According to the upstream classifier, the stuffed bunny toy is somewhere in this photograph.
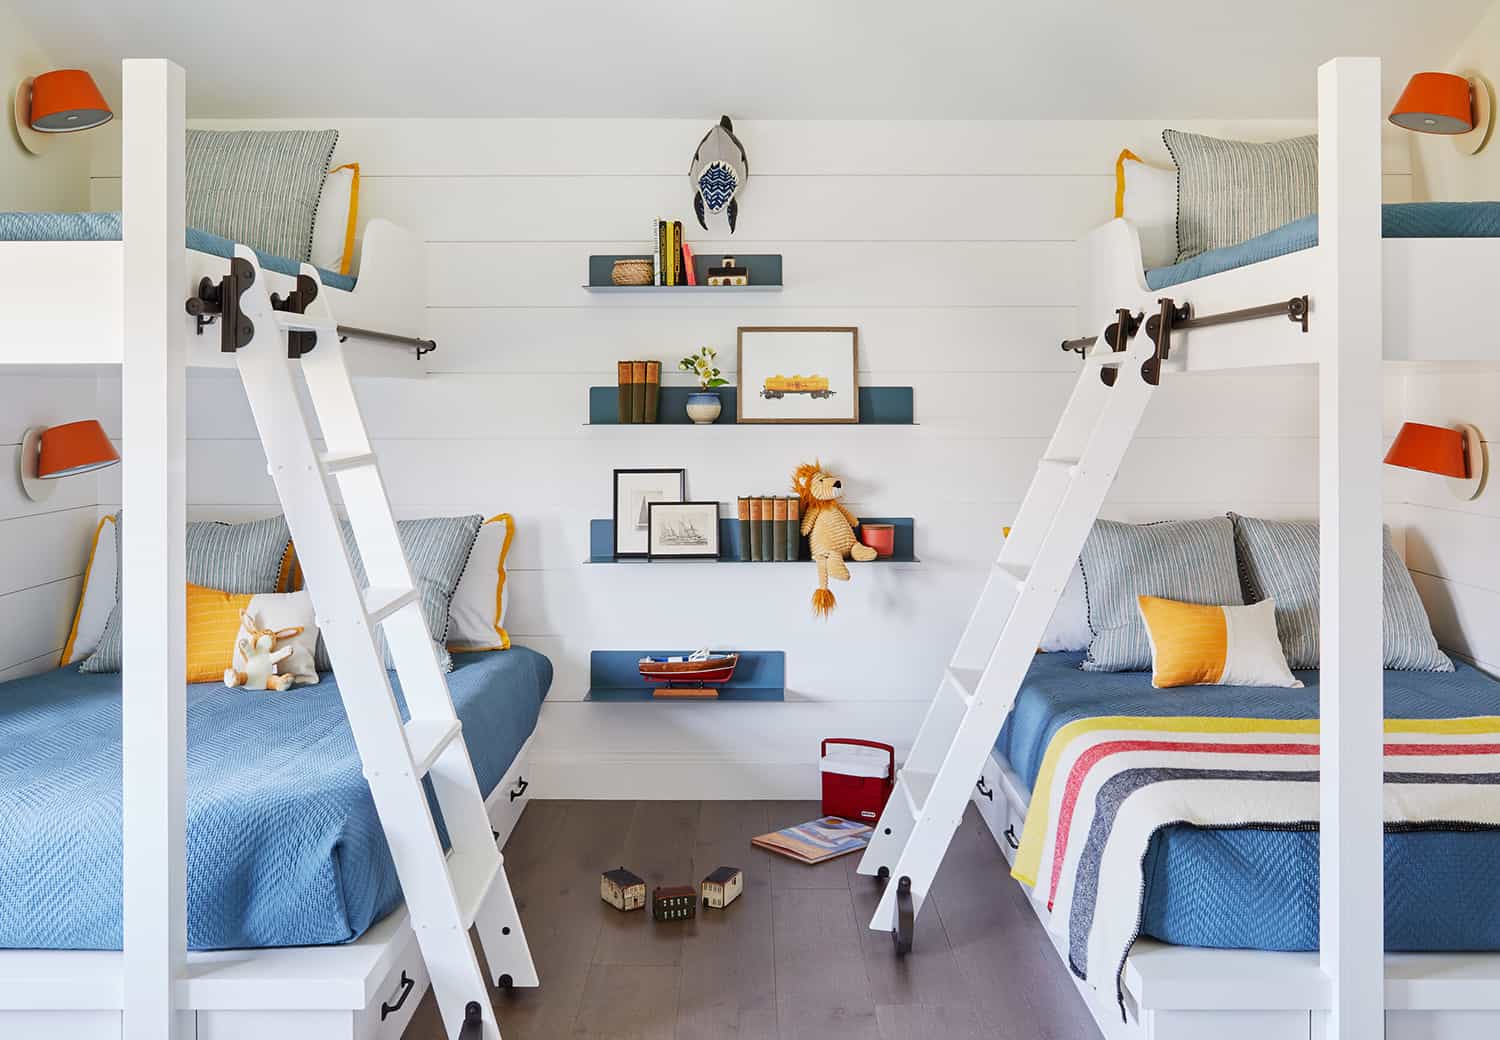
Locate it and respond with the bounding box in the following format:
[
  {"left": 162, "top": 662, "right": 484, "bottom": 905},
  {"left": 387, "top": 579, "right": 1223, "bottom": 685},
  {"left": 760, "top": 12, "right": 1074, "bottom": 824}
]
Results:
[
  {"left": 224, "top": 610, "right": 302, "bottom": 692},
  {"left": 793, "top": 460, "right": 877, "bottom": 617}
]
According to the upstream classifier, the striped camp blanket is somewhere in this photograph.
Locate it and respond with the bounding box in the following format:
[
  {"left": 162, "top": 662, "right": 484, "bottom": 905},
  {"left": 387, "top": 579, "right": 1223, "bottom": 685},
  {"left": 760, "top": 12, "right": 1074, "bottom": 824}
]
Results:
[{"left": 1011, "top": 714, "right": 1500, "bottom": 1014}]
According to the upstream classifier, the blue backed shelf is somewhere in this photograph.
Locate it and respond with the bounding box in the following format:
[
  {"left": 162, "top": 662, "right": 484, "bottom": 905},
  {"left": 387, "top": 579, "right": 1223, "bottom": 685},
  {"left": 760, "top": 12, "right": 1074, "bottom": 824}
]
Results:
[
  {"left": 588, "top": 385, "right": 914, "bottom": 425},
  {"left": 584, "top": 253, "right": 783, "bottom": 292},
  {"left": 587, "top": 649, "right": 786, "bottom": 702},
  {"left": 587, "top": 516, "right": 916, "bottom": 563}
]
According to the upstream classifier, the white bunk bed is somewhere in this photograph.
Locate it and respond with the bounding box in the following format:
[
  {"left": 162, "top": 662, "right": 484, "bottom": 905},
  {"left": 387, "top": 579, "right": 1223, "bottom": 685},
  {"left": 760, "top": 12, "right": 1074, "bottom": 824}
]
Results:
[
  {"left": 0, "top": 61, "right": 532, "bottom": 1040},
  {"left": 957, "top": 58, "right": 1500, "bottom": 1040}
]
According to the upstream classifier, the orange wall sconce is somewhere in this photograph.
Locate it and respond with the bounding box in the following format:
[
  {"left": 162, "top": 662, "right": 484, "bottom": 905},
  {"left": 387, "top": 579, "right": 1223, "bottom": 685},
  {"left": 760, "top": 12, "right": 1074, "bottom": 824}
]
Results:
[
  {"left": 19, "top": 420, "right": 120, "bottom": 502},
  {"left": 1384, "top": 421, "right": 1488, "bottom": 501},
  {"left": 1389, "top": 70, "right": 1495, "bottom": 155}
]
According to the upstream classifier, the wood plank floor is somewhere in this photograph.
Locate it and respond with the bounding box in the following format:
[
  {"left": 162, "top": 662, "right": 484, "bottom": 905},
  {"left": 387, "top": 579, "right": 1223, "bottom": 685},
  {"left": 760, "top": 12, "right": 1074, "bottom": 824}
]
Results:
[{"left": 403, "top": 801, "right": 1102, "bottom": 1040}]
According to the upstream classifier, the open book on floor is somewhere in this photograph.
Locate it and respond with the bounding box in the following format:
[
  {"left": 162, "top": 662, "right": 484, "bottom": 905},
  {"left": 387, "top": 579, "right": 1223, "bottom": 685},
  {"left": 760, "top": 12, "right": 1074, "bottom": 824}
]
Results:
[{"left": 751, "top": 816, "right": 873, "bottom": 864}]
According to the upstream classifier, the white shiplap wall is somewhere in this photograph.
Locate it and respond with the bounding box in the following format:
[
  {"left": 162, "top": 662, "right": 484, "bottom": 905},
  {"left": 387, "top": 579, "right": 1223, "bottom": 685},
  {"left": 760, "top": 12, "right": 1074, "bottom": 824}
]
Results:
[
  {"left": 93, "top": 118, "right": 1410, "bottom": 796},
  {"left": 0, "top": 0, "right": 97, "bottom": 680}
]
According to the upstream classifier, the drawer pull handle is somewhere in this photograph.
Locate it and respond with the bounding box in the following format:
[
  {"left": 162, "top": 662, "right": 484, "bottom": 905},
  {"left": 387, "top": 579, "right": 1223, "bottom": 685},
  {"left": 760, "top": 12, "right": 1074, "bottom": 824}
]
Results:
[
  {"left": 509, "top": 777, "right": 529, "bottom": 802},
  {"left": 1004, "top": 824, "right": 1020, "bottom": 850},
  {"left": 380, "top": 970, "right": 415, "bottom": 1020},
  {"left": 975, "top": 777, "right": 994, "bottom": 800}
]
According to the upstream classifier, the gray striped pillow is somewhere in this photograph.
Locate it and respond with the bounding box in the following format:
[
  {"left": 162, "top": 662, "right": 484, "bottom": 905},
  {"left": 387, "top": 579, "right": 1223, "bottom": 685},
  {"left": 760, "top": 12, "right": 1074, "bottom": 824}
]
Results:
[
  {"left": 79, "top": 515, "right": 293, "bottom": 674},
  {"left": 1163, "top": 130, "right": 1318, "bottom": 262},
  {"left": 187, "top": 129, "right": 338, "bottom": 262},
  {"left": 1230, "top": 514, "right": 1453, "bottom": 672},
  {"left": 1079, "top": 517, "right": 1243, "bottom": 672},
  {"left": 312, "top": 515, "right": 483, "bottom": 674}
]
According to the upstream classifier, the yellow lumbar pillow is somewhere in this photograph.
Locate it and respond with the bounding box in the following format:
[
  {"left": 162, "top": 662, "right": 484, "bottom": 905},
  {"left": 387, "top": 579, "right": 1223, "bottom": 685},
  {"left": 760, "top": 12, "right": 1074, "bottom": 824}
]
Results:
[
  {"left": 1137, "top": 595, "right": 1302, "bottom": 689},
  {"left": 186, "top": 583, "right": 255, "bottom": 683}
]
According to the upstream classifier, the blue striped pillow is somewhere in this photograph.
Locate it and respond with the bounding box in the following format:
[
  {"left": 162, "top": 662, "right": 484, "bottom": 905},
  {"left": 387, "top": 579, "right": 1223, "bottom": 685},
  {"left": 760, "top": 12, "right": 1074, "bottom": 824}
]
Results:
[
  {"left": 1079, "top": 517, "right": 1244, "bottom": 672},
  {"left": 186, "top": 129, "right": 338, "bottom": 262},
  {"left": 311, "top": 515, "right": 483, "bottom": 674},
  {"left": 79, "top": 515, "right": 293, "bottom": 674},
  {"left": 1230, "top": 514, "right": 1453, "bottom": 672}
]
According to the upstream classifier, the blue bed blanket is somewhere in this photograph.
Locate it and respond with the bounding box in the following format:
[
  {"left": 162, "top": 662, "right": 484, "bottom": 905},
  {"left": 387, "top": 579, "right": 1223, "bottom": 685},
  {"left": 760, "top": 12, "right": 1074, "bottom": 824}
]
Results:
[
  {"left": 1146, "top": 201, "right": 1500, "bottom": 290},
  {"left": 0, "top": 648, "right": 550, "bottom": 951},
  {"left": 0, "top": 211, "right": 356, "bottom": 291},
  {"left": 996, "top": 652, "right": 1500, "bottom": 952}
]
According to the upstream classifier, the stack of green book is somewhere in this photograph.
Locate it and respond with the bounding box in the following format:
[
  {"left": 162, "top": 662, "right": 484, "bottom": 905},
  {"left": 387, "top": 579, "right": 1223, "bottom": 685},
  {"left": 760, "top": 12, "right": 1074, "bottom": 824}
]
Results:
[
  {"left": 615, "top": 360, "right": 660, "bottom": 423},
  {"left": 737, "top": 496, "right": 800, "bottom": 561}
]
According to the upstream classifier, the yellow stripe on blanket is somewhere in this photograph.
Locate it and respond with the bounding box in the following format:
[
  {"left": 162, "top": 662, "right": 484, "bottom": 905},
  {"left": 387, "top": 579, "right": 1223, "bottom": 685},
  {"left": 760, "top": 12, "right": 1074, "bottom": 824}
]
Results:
[{"left": 1009, "top": 712, "right": 1500, "bottom": 887}]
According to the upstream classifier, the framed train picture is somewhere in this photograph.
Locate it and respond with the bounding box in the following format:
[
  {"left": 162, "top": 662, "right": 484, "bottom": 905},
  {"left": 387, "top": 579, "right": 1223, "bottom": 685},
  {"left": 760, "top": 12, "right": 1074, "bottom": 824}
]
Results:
[{"left": 736, "top": 326, "right": 858, "bottom": 424}]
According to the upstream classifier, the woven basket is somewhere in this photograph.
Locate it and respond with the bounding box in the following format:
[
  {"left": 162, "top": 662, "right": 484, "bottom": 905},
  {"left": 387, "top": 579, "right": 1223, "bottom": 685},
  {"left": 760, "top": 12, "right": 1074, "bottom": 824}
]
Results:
[{"left": 611, "top": 259, "right": 654, "bottom": 286}]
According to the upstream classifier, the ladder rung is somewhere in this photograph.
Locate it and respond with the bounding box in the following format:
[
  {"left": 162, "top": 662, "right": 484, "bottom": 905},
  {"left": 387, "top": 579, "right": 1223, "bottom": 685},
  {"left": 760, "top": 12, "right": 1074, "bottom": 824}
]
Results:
[
  {"left": 1038, "top": 457, "right": 1080, "bottom": 472},
  {"left": 944, "top": 666, "right": 981, "bottom": 707},
  {"left": 365, "top": 586, "right": 418, "bottom": 624},
  {"left": 451, "top": 845, "right": 503, "bottom": 927},
  {"left": 993, "top": 562, "right": 1029, "bottom": 590},
  {"left": 274, "top": 313, "right": 338, "bottom": 335},
  {"left": 1085, "top": 351, "right": 1129, "bottom": 368},
  {"left": 901, "top": 768, "right": 938, "bottom": 817},
  {"left": 406, "top": 718, "right": 462, "bottom": 777},
  {"left": 322, "top": 450, "right": 377, "bottom": 474}
]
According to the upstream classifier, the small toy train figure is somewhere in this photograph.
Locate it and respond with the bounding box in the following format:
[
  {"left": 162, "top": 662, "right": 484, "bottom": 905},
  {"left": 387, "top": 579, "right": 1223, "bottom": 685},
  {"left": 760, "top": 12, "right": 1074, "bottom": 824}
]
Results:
[
  {"left": 600, "top": 867, "right": 647, "bottom": 912},
  {"left": 701, "top": 866, "right": 743, "bottom": 910},
  {"left": 652, "top": 884, "right": 697, "bottom": 921}
]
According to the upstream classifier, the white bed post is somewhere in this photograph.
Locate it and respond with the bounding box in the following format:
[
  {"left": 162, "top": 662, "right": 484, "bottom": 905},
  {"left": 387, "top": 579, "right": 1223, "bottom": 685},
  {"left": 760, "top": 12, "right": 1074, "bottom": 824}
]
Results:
[
  {"left": 1315, "top": 56, "right": 1385, "bottom": 1040},
  {"left": 120, "top": 58, "right": 189, "bottom": 1040}
]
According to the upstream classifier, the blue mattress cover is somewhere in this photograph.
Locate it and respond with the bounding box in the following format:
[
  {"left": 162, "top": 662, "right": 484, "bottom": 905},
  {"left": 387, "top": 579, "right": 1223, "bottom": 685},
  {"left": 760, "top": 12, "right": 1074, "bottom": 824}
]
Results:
[
  {"left": 1146, "top": 200, "right": 1500, "bottom": 290},
  {"left": 995, "top": 652, "right": 1500, "bottom": 952},
  {"left": 0, "top": 211, "right": 357, "bottom": 291},
  {"left": 0, "top": 647, "right": 551, "bottom": 951}
]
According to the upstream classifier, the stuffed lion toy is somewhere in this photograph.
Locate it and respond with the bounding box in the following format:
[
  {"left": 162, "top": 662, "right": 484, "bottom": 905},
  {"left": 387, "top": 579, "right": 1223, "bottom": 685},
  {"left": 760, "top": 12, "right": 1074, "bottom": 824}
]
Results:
[{"left": 793, "top": 460, "right": 876, "bottom": 616}]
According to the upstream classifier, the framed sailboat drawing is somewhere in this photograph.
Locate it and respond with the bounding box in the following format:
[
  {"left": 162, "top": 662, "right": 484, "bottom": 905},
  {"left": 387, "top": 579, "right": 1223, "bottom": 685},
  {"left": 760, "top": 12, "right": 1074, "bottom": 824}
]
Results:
[{"left": 647, "top": 501, "right": 721, "bottom": 560}]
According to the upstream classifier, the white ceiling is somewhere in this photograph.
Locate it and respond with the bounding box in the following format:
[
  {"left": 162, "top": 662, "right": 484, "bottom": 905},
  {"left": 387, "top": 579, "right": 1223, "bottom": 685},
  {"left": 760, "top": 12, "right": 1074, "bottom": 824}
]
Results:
[{"left": 11, "top": 0, "right": 1492, "bottom": 120}]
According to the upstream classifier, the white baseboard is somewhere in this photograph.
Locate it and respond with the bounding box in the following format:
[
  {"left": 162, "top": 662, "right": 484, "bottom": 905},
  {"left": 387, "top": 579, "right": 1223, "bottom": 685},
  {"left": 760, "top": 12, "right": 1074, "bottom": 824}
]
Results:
[{"left": 530, "top": 753, "right": 822, "bottom": 799}]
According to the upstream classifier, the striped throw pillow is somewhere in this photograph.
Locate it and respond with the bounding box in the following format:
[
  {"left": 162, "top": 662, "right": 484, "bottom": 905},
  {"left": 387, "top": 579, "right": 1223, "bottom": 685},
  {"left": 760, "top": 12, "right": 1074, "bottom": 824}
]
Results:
[
  {"left": 187, "top": 129, "right": 339, "bottom": 262},
  {"left": 79, "top": 515, "right": 293, "bottom": 673},
  {"left": 307, "top": 515, "right": 483, "bottom": 674},
  {"left": 1079, "top": 517, "right": 1244, "bottom": 672},
  {"left": 1229, "top": 514, "right": 1453, "bottom": 672},
  {"left": 1163, "top": 130, "right": 1318, "bottom": 263},
  {"left": 1138, "top": 595, "right": 1301, "bottom": 689}
]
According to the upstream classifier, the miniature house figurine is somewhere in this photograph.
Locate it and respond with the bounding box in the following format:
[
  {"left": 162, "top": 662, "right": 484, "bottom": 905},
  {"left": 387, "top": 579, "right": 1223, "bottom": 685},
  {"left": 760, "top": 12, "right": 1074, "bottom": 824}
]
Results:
[
  {"left": 701, "top": 866, "right": 743, "bottom": 909},
  {"left": 651, "top": 884, "right": 698, "bottom": 921},
  {"left": 600, "top": 867, "right": 647, "bottom": 912}
]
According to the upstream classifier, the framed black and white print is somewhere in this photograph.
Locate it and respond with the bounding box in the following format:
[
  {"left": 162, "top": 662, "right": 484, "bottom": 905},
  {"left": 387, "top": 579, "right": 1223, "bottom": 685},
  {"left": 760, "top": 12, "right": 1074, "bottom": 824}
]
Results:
[
  {"left": 647, "top": 501, "right": 721, "bottom": 560},
  {"left": 613, "top": 468, "right": 686, "bottom": 558}
]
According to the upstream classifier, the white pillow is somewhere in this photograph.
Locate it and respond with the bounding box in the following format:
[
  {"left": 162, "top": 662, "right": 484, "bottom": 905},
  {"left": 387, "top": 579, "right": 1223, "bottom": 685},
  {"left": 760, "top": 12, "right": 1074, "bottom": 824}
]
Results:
[
  {"left": 447, "top": 514, "right": 514, "bottom": 652},
  {"left": 311, "top": 163, "right": 359, "bottom": 275},
  {"left": 1114, "top": 149, "right": 1178, "bottom": 271},
  {"left": 1002, "top": 526, "right": 1089, "bottom": 653},
  {"left": 61, "top": 514, "right": 118, "bottom": 666}
]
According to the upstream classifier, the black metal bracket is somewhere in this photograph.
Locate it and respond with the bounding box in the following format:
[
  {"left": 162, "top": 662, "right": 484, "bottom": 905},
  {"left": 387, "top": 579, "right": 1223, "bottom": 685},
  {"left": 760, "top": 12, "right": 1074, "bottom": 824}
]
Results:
[
  {"left": 379, "top": 971, "right": 415, "bottom": 1021},
  {"left": 270, "top": 273, "right": 321, "bottom": 359},
  {"left": 1100, "top": 308, "right": 1143, "bottom": 387},
  {"left": 458, "top": 1001, "right": 485, "bottom": 1039},
  {"left": 1142, "top": 297, "right": 1189, "bottom": 386},
  {"left": 509, "top": 777, "right": 529, "bottom": 802},
  {"left": 975, "top": 777, "right": 994, "bottom": 801},
  {"left": 184, "top": 257, "right": 257, "bottom": 353},
  {"left": 1004, "top": 824, "right": 1020, "bottom": 850}
]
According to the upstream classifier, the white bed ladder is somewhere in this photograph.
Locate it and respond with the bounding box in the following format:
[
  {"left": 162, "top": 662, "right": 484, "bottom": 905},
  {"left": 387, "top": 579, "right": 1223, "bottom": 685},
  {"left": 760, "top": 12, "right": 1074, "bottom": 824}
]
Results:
[
  {"left": 856, "top": 313, "right": 1161, "bottom": 952},
  {"left": 225, "top": 248, "right": 535, "bottom": 1040}
]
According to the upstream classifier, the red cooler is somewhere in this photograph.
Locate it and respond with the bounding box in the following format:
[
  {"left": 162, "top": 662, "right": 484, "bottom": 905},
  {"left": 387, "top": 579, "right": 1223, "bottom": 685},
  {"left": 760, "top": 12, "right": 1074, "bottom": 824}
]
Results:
[{"left": 820, "top": 738, "right": 895, "bottom": 822}]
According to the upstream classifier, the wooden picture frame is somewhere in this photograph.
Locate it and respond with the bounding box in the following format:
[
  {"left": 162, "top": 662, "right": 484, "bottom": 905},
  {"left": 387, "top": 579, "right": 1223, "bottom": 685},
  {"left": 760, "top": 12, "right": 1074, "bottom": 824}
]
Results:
[
  {"left": 736, "top": 326, "right": 859, "bottom": 424},
  {"left": 647, "top": 501, "right": 721, "bottom": 560},
  {"left": 613, "top": 468, "right": 685, "bottom": 558}
]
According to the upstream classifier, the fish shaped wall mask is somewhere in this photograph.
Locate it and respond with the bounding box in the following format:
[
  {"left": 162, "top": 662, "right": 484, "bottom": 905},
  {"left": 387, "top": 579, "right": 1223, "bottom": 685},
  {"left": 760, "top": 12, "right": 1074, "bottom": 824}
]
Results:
[{"left": 690, "top": 115, "right": 749, "bottom": 233}]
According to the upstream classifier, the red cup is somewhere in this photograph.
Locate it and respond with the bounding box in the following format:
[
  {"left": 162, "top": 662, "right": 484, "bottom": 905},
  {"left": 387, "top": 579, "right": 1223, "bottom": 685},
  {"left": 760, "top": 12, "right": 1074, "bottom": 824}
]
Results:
[{"left": 859, "top": 523, "right": 895, "bottom": 557}]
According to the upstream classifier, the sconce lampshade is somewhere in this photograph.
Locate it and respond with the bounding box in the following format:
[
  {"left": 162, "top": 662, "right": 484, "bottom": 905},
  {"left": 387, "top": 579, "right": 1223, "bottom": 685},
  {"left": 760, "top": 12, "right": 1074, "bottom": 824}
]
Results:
[
  {"left": 27, "top": 69, "right": 112, "bottom": 133},
  {"left": 37, "top": 420, "right": 120, "bottom": 479},
  {"left": 1389, "top": 72, "right": 1474, "bottom": 134},
  {"left": 1384, "top": 422, "right": 1469, "bottom": 478}
]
